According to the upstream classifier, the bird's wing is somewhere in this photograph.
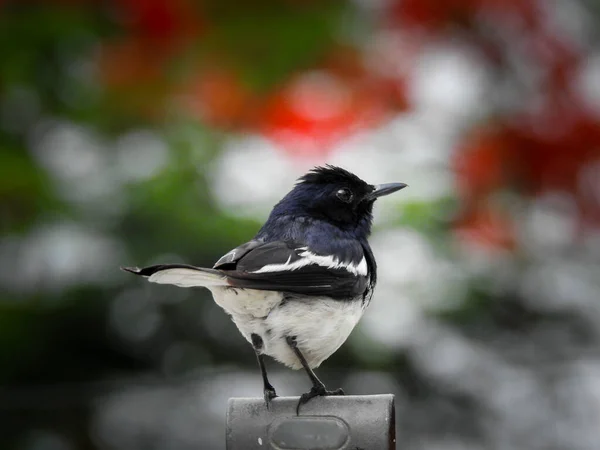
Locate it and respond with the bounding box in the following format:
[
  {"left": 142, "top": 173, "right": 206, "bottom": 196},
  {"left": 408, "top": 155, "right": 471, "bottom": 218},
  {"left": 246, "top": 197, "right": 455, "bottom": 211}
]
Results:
[
  {"left": 123, "top": 240, "right": 369, "bottom": 299},
  {"left": 222, "top": 240, "right": 369, "bottom": 299}
]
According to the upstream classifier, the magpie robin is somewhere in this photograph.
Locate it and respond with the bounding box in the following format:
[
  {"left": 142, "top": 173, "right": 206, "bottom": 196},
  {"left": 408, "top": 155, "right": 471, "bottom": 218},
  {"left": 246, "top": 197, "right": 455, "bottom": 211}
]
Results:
[{"left": 122, "top": 165, "right": 407, "bottom": 412}]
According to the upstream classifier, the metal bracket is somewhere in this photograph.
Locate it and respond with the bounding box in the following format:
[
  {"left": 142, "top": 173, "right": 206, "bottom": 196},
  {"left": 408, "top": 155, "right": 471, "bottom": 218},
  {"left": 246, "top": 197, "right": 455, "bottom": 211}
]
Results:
[{"left": 226, "top": 394, "right": 396, "bottom": 450}]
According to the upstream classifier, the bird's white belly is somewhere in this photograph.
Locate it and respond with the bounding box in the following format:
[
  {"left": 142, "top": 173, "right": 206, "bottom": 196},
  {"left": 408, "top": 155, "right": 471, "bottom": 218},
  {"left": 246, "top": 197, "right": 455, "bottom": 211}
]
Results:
[{"left": 209, "top": 287, "right": 366, "bottom": 369}]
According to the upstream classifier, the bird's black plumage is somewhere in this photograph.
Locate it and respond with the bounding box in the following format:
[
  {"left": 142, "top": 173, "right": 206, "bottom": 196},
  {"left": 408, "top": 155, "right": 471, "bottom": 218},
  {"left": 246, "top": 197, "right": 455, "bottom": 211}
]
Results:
[{"left": 122, "top": 165, "right": 407, "bottom": 412}]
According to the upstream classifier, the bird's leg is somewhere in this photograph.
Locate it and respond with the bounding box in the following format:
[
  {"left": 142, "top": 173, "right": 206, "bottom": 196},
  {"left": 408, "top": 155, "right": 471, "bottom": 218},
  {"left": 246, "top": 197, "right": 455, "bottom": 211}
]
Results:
[
  {"left": 251, "top": 334, "right": 277, "bottom": 408},
  {"left": 285, "top": 336, "right": 344, "bottom": 414},
  {"left": 256, "top": 352, "right": 278, "bottom": 407}
]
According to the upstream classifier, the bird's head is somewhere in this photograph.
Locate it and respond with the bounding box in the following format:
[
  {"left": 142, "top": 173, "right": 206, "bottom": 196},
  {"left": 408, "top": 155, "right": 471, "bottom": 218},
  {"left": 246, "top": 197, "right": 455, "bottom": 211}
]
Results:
[{"left": 269, "top": 165, "right": 407, "bottom": 237}]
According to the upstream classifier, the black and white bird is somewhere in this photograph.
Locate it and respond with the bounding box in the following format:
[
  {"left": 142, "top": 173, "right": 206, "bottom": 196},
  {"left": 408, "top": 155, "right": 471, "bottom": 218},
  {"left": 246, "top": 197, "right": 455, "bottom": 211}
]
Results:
[{"left": 122, "top": 165, "right": 407, "bottom": 412}]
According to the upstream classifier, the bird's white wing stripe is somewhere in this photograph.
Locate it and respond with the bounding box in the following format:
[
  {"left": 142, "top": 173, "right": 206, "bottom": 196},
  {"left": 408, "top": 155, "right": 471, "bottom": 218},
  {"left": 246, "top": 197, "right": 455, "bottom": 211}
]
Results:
[
  {"left": 355, "top": 257, "right": 368, "bottom": 276},
  {"left": 251, "top": 250, "right": 368, "bottom": 276},
  {"left": 249, "top": 255, "right": 313, "bottom": 273},
  {"left": 300, "top": 251, "right": 368, "bottom": 276}
]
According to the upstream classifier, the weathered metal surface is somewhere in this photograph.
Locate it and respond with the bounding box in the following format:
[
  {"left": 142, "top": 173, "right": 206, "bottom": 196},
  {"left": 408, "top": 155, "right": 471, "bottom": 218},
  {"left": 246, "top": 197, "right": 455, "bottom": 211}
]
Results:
[{"left": 226, "top": 394, "right": 396, "bottom": 450}]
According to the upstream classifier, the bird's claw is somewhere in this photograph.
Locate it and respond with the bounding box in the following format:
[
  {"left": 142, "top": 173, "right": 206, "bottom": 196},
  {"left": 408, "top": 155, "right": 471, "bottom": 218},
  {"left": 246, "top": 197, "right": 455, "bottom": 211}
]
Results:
[
  {"left": 264, "top": 386, "right": 278, "bottom": 409},
  {"left": 296, "top": 385, "right": 345, "bottom": 414}
]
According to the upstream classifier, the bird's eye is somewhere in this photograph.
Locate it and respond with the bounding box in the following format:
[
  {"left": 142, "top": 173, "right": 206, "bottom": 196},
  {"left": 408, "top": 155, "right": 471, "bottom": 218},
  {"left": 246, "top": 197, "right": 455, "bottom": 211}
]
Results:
[{"left": 336, "top": 188, "right": 353, "bottom": 203}]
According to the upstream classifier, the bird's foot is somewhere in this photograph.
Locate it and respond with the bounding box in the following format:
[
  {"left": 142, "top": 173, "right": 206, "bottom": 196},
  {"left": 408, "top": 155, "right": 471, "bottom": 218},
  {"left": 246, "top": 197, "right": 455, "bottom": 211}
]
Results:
[
  {"left": 296, "top": 385, "right": 344, "bottom": 414},
  {"left": 264, "top": 385, "right": 278, "bottom": 409}
]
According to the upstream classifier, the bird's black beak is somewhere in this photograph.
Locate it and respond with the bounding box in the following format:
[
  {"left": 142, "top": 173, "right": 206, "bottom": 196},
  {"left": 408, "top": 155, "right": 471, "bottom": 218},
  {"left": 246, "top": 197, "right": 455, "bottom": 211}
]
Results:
[{"left": 366, "top": 182, "right": 408, "bottom": 200}]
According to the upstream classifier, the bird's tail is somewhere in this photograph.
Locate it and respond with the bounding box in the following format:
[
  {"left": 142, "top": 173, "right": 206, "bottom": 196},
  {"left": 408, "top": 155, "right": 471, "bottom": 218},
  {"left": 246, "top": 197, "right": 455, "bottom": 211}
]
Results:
[{"left": 121, "top": 264, "right": 227, "bottom": 288}]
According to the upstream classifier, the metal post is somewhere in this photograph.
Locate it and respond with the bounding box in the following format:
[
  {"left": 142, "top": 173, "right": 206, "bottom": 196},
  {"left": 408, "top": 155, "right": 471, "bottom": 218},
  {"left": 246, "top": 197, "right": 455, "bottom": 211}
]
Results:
[{"left": 226, "top": 394, "right": 395, "bottom": 450}]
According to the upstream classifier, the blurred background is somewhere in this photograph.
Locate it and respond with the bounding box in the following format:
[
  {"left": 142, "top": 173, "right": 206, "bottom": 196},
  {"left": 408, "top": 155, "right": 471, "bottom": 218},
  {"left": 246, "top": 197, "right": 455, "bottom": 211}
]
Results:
[{"left": 1, "top": 0, "right": 600, "bottom": 449}]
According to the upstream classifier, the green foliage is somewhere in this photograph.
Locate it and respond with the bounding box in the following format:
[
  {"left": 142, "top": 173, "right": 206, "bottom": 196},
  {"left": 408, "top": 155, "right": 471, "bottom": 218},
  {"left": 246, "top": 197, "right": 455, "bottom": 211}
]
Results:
[{"left": 202, "top": 1, "right": 347, "bottom": 91}]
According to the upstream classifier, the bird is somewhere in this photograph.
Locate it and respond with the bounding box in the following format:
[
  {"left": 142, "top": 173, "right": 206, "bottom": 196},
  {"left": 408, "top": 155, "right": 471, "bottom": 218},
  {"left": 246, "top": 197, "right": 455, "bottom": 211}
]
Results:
[{"left": 122, "top": 165, "right": 407, "bottom": 413}]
